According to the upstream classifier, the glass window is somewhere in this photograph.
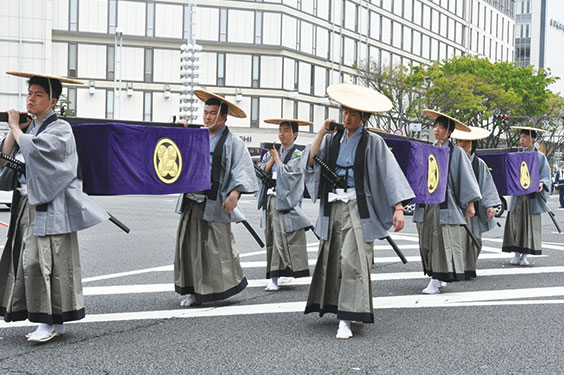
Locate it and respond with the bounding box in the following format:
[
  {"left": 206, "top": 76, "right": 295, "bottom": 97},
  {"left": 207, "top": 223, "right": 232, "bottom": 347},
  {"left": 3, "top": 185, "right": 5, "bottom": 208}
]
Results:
[
  {"left": 294, "top": 60, "right": 299, "bottom": 90},
  {"left": 310, "top": 65, "right": 315, "bottom": 95},
  {"left": 108, "top": 0, "right": 117, "bottom": 34},
  {"left": 312, "top": 26, "right": 317, "bottom": 55},
  {"left": 144, "top": 48, "right": 153, "bottom": 82},
  {"left": 252, "top": 55, "right": 260, "bottom": 88},
  {"left": 146, "top": 2, "right": 155, "bottom": 37},
  {"left": 68, "top": 43, "right": 77, "bottom": 78},
  {"left": 251, "top": 97, "right": 259, "bottom": 128},
  {"left": 69, "top": 0, "right": 78, "bottom": 31},
  {"left": 144, "top": 92, "right": 152, "bottom": 122},
  {"left": 107, "top": 46, "right": 115, "bottom": 81},
  {"left": 355, "top": 4, "right": 359, "bottom": 32},
  {"left": 106, "top": 90, "right": 114, "bottom": 119},
  {"left": 255, "top": 11, "right": 263, "bottom": 44},
  {"left": 68, "top": 87, "right": 77, "bottom": 115},
  {"left": 220, "top": 8, "right": 228, "bottom": 42},
  {"left": 296, "top": 20, "right": 301, "bottom": 50},
  {"left": 218, "top": 53, "right": 225, "bottom": 86}
]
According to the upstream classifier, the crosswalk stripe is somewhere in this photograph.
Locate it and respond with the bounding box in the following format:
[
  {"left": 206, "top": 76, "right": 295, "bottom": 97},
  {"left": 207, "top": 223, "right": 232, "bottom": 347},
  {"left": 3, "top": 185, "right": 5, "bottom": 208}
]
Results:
[
  {"left": 3, "top": 286, "right": 564, "bottom": 329},
  {"left": 82, "top": 253, "right": 533, "bottom": 284},
  {"left": 79, "top": 266, "right": 564, "bottom": 296}
]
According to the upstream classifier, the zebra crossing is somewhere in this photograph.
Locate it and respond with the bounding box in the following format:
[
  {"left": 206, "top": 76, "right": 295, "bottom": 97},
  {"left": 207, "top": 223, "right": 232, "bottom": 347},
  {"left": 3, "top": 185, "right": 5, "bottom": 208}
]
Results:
[{"left": 2, "top": 231, "right": 564, "bottom": 330}]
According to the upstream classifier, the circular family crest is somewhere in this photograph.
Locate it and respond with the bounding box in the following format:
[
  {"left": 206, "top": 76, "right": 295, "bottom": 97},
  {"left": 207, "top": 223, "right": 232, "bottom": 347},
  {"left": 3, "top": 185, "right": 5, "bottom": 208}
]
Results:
[
  {"left": 153, "top": 138, "right": 183, "bottom": 184},
  {"left": 427, "top": 154, "right": 439, "bottom": 194}
]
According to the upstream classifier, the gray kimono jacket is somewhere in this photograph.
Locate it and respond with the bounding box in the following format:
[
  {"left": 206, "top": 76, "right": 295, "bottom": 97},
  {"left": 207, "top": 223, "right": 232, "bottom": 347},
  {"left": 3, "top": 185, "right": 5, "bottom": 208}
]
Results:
[
  {"left": 257, "top": 145, "right": 311, "bottom": 233},
  {"left": 306, "top": 129, "right": 415, "bottom": 242},
  {"left": 176, "top": 126, "right": 258, "bottom": 223},
  {"left": 507, "top": 146, "right": 551, "bottom": 214},
  {"left": 413, "top": 141, "right": 482, "bottom": 225},
  {"left": 469, "top": 153, "right": 501, "bottom": 236},
  {"left": 0, "top": 112, "right": 108, "bottom": 236}
]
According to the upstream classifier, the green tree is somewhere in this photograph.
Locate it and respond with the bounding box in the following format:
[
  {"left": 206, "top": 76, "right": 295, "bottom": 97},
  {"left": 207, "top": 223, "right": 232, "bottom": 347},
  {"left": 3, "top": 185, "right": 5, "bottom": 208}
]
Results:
[
  {"left": 357, "top": 55, "right": 560, "bottom": 147},
  {"left": 54, "top": 93, "right": 76, "bottom": 116}
]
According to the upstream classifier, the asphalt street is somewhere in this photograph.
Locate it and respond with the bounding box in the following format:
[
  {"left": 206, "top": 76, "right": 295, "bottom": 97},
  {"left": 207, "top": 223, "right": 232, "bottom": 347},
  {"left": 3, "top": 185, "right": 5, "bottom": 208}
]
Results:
[{"left": 1, "top": 193, "right": 564, "bottom": 374}]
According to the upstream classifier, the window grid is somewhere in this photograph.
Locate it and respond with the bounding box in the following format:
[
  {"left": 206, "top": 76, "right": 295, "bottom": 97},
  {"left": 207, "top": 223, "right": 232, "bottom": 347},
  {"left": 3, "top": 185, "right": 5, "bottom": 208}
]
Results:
[
  {"left": 107, "top": 46, "right": 115, "bottom": 81},
  {"left": 220, "top": 8, "right": 228, "bottom": 42},
  {"left": 146, "top": 2, "right": 155, "bottom": 37},
  {"left": 255, "top": 11, "right": 263, "bottom": 44},
  {"left": 108, "top": 0, "right": 117, "bottom": 34},
  {"left": 69, "top": 0, "right": 78, "bottom": 31},
  {"left": 106, "top": 89, "right": 114, "bottom": 119},
  {"left": 252, "top": 55, "right": 260, "bottom": 88},
  {"left": 217, "top": 53, "right": 225, "bottom": 86},
  {"left": 251, "top": 97, "right": 259, "bottom": 128},
  {"left": 144, "top": 48, "right": 153, "bottom": 82},
  {"left": 143, "top": 92, "right": 152, "bottom": 122},
  {"left": 68, "top": 43, "right": 77, "bottom": 78}
]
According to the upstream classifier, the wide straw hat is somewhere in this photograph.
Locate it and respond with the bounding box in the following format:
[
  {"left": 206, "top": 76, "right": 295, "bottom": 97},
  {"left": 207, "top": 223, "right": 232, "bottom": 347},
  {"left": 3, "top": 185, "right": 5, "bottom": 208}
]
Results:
[
  {"left": 423, "top": 109, "right": 471, "bottom": 132},
  {"left": 326, "top": 83, "right": 393, "bottom": 113},
  {"left": 194, "top": 89, "right": 246, "bottom": 118},
  {"left": 6, "top": 71, "right": 84, "bottom": 85},
  {"left": 264, "top": 118, "right": 313, "bottom": 126},
  {"left": 450, "top": 126, "right": 491, "bottom": 141},
  {"left": 511, "top": 125, "right": 548, "bottom": 133},
  {"left": 366, "top": 127, "right": 388, "bottom": 133}
]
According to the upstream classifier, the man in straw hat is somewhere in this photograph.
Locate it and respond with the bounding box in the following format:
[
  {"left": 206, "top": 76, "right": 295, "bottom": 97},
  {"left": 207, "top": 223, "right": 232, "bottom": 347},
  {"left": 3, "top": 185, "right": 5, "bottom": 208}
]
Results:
[
  {"left": 413, "top": 111, "right": 481, "bottom": 294},
  {"left": 257, "top": 119, "right": 311, "bottom": 291},
  {"left": 502, "top": 126, "right": 551, "bottom": 266},
  {"left": 175, "top": 90, "right": 258, "bottom": 307},
  {"left": 451, "top": 126, "right": 501, "bottom": 278},
  {"left": 304, "top": 83, "right": 415, "bottom": 339},
  {"left": 0, "top": 72, "right": 108, "bottom": 342}
]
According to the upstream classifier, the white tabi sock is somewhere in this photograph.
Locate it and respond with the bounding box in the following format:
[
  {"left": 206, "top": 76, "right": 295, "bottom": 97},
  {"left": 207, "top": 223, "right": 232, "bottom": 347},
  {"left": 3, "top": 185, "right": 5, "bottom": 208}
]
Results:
[
  {"left": 510, "top": 252, "right": 521, "bottom": 265},
  {"left": 53, "top": 324, "right": 65, "bottom": 335},
  {"left": 27, "top": 323, "right": 57, "bottom": 342},
  {"left": 422, "top": 279, "right": 441, "bottom": 294},
  {"left": 265, "top": 278, "right": 279, "bottom": 291},
  {"left": 180, "top": 294, "right": 197, "bottom": 307},
  {"left": 336, "top": 320, "right": 353, "bottom": 339},
  {"left": 278, "top": 277, "right": 291, "bottom": 284},
  {"left": 520, "top": 254, "right": 529, "bottom": 266}
]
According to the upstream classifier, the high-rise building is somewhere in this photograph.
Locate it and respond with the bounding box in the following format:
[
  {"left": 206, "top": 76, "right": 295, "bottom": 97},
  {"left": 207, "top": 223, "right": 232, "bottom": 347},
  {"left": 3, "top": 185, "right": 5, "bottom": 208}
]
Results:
[
  {"left": 515, "top": 0, "right": 564, "bottom": 94},
  {"left": 1, "top": 0, "right": 515, "bottom": 145}
]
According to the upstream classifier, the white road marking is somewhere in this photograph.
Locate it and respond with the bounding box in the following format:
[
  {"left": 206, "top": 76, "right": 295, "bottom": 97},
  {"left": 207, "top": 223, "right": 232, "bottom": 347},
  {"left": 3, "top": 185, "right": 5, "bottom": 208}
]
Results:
[
  {"left": 3, "top": 286, "right": 564, "bottom": 329},
  {"left": 83, "top": 252, "right": 543, "bottom": 283},
  {"left": 79, "top": 266, "right": 564, "bottom": 296}
]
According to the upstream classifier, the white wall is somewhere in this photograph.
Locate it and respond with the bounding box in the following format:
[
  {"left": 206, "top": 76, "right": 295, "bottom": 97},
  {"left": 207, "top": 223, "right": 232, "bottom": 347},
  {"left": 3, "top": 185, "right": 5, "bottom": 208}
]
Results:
[
  {"left": 152, "top": 92, "right": 179, "bottom": 122},
  {"left": 259, "top": 97, "right": 282, "bottom": 126},
  {"left": 228, "top": 10, "right": 254, "bottom": 44},
  {"left": 121, "top": 47, "right": 144, "bottom": 81},
  {"left": 196, "top": 7, "right": 219, "bottom": 41},
  {"left": 199, "top": 52, "right": 217, "bottom": 86},
  {"left": 225, "top": 54, "right": 251, "bottom": 87},
  {"left": 77, "top": 87, "right": 106, "bottom": 118},
  {"left": 263, "top": 13, "right": 281, "bottom": 45},
  {"left": 119, "top": 91, "right": 144, "bottom": 121},
  {"left": 51, "top": 42, "right": 68, "bottom": 77},
  {"left": 153, "top": 49, "right": 180, "bottom": 83},
  {"left": 118, "top": 1, "right": 146, "bottom": 36},
  {"left": 79, "top": 0, "right": 107, "bottom": 33},
  {"left": 78, "top": 44, "right": 106, "bottom": 79},
  {"left": 52, "top": 0, "right": 68, "bottom": 30},
  {"left": 260, "top": 56, "right": 282, "bottom": 88},
  {"left": 155, "top": 3, "right": 183, "bottom": 39}
]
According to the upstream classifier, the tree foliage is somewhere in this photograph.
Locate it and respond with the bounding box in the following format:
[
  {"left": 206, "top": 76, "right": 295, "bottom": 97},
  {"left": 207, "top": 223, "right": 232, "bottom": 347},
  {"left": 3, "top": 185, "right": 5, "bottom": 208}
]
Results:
[{"left": 357, "top": 55, "right": 562, "bottom": 154}]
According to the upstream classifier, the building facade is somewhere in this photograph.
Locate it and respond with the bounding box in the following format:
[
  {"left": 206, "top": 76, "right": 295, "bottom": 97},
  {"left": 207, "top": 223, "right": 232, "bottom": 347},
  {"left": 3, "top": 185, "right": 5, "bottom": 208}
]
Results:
[
  {"left": 1, "top": 0, "right": 515, "bottom": 145},
  {"left": 514, "top": 0, "right": 564, "bottom": 94}
]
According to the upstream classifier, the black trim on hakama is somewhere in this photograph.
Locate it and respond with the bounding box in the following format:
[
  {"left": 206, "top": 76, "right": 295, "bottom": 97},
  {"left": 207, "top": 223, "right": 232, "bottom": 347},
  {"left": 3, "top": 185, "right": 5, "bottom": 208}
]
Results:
[{"left": 174, "top": 277, "right": 248, "bottom": 303}]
